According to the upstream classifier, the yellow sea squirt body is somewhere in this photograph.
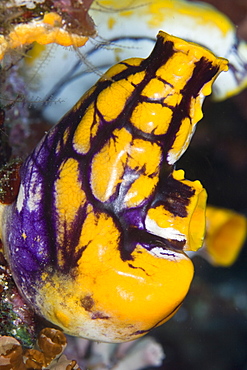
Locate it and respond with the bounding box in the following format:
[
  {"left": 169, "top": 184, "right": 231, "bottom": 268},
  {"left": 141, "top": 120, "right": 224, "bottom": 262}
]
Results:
[{"left": 0, "top": 32, "right": 227, "bottom": 342}]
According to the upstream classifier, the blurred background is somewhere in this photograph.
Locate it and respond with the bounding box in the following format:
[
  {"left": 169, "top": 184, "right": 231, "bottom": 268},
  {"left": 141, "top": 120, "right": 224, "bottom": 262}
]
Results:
[{"left": 0, "top": 0, "right": 247, "bottom": 369}]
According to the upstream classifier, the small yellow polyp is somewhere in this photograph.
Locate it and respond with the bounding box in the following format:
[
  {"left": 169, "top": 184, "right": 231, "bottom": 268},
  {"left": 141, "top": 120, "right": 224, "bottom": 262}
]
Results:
[
  {"left": 203, "top": 206, "right": 247, "bottom": 266},
  {"left": 43, "top": 12, "right": 62, "bottom": 27}
]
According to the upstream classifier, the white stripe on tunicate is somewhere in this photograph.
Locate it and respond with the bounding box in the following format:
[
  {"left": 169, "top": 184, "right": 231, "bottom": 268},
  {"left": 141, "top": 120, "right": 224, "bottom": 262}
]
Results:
[
  {"left": 26, "top": 182, "right": 42, "bottom": 212},
  {"left": 26, "top": 172, "right": 43, "bottom": 212},
  {"left": 6, "top": 0, "right": 45, "bottom": 9},
  {"left": 117, "top": 270, "right": 145, "bottom": 282},
  {"left": 148, "top": 247, "right": 185, "bottom": 261},
  {"left": 16, "top": 184, "right": 25, "bottom": 212},
  {"left": 145, "top": 215, "right": 186, "bottom": 242}
]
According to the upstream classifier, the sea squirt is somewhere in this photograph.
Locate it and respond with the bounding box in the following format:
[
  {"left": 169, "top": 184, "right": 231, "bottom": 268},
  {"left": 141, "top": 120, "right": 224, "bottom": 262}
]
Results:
[{"left": 0, "top": 31, "right": 228, "bottom": 342}]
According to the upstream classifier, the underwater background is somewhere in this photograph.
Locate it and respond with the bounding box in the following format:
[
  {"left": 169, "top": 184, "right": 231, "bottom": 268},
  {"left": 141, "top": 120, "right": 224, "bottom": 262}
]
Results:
[{"left": 0, "top": 0, "right": 247, "bottom": 369}]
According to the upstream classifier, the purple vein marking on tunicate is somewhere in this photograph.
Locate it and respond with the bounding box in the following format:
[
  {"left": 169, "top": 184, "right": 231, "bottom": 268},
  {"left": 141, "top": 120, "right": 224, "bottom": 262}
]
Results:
[
  {"left": 21, "top": 37, "right": 185, "bottom": 267},
  {"left": 128, "top": 263, "right": 151, "bottom": 276},
  {"left": 153, "top": 173, "right": 195, "bottom": 219}
]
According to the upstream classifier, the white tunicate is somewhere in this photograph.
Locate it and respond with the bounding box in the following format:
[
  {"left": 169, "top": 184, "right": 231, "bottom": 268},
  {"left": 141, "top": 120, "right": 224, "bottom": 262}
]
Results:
[{"left": 5, "top": 0, "right": 45, "bottom": 9}]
